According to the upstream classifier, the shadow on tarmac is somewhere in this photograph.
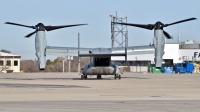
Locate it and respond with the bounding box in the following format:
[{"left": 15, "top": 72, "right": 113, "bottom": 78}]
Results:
[{"left": 1, "top": 76, "right": 149, "bottom": 81}]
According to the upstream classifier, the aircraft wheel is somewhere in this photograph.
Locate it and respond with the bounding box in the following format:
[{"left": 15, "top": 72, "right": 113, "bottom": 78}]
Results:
[
  {"left": 97, "top": 75, "right": 101, "bottom": 79},
  {"left": 84, "top": 75, "right": 87, "bottom": 79},
  {"left": 118, "top": 75, "right": 121, "bottom": 80},
  {"left": 81, "top": 75, "right": 84, "bottom": 80},
  {"left": 114, "top": 75, "right": 117, "bottom": 79}
]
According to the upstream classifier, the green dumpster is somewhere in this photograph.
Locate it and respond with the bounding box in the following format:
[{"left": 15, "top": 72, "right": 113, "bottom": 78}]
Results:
[
  {"left": 147, "top": 64, "right": 161, "bottom": 74},
  {"left": 152, "top": 67, "right": 161, "bottom": 73}
]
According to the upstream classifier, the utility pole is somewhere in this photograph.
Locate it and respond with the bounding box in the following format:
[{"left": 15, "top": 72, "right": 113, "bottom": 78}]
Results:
[
  {"left": 68, "top": 56, "right": 71, "bottom": 73},
  {"left": 63, "top": 59, "right": 64, "bottom": 73},
  {"left": 78, "top": 33, "right": 80, "bottom": 73}
]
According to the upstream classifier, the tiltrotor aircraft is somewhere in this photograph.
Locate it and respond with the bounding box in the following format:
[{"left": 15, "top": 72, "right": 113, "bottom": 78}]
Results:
[
  {"left": 5, "top": 21, "right": 154, "bottom": 79},
  {"left": 114, "top": 17, "right": 196, "bottom": 68}
]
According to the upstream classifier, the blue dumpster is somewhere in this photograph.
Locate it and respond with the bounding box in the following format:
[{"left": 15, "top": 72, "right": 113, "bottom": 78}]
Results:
[
  {"left": 161, "top": 65, "right": 173, "bottom": 74},
  {"left": 174, "top": 61, "right": 194, "bottom": 73}
]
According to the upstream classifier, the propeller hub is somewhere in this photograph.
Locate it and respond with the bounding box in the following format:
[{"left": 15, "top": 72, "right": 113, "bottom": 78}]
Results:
[
  {"left": 155, "top": 21, "right": 164, "bottom": 30},
  {"left": 35, "top": 23, "right": 45, "bottom": 31}
]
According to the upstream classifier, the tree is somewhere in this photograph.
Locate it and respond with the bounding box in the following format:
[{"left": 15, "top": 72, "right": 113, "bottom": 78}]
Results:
[
  {"left": 20, "top": 60, "right": 39, "bottom": 72},
  {"left": 1, "top": 49, "right": 11, "bottom": 53},
  {"left": 20, "top": 56, "right": 90, "bottom": 72}
]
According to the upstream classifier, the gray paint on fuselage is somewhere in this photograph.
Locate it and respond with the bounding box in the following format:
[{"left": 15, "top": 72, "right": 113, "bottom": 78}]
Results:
[
  {"left": 154, "top": 29, "right": 165, "bottom": 68},
  {"left": 35, "top": 31, "right": 47, "bottom": 69},
  {"left": 82, "top": 62, "right": 119, "bottom": 75}
]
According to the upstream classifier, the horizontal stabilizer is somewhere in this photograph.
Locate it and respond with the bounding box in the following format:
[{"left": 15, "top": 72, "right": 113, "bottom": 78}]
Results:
[
  {"left": 46, "top": 45, "right": 154, "bottom": 56},
  {"left": 46, "top": 46, "right": 90, "bottom": 56},
  {"left": 112, "top": 46, "right": 155, "bottom": 55},
  {"left": 79, "top": 53, "right": 126, "bottom": 57}
]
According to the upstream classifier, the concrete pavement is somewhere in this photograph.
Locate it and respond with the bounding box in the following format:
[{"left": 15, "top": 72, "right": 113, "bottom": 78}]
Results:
[{"left": 0, "top": 72, "right": 200, "bottom": 111}]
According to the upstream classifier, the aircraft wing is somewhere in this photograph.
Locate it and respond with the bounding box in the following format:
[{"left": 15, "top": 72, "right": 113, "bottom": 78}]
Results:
[{"left": 111, "top": 45, "right": 155, "bottom": 55}]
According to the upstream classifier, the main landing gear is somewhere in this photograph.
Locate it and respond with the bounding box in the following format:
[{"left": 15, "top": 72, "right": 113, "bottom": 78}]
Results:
[
  {"left": 81, "top": 75, "right": 87, "bottom": 80},
  {"left": 114, "top": 74, "right": 121, "bottom": 80},
  {"left": 97, "top": 75, "right": 101, "bottom": 79}
]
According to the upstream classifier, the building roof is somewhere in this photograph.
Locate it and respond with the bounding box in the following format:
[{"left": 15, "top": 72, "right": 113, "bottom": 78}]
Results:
[{"left": 0, "top": 52, "right": 21, "bottom": 58}]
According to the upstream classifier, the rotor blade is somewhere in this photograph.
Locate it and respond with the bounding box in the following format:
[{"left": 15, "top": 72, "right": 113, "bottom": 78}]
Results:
[
  {"left": 45, "top": 24, "right": 88, "bottom": 31},
  {"left": 163, "top": 30, "right": 172, "bottom": 39},
  {"left": 164, "top": 17, "right": 197, "bottom": 27},
  {"left": 5, "top": 22, "right": 35, "bottom": 29},
  {"left": 25, "top": 30, "right": 37, "bottom": 38},
  {"left": 113, "top": 22, "right": 155, "bottom": 30}
]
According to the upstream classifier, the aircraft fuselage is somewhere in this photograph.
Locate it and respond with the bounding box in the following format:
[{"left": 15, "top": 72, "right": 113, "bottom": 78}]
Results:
[
  {"left": 80, "top": 56, "right": 122, "bottom": 79},
  {"left": 82, "top": 62, "right": 119, "bottom": 75}
]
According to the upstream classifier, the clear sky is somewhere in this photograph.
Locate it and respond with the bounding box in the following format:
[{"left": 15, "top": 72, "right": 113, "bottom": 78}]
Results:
[{"left": 0, "top": 0, "right": 200, "bottom": 60}]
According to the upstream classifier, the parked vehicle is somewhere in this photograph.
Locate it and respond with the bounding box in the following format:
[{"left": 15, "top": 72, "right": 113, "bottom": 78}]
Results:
[{"left": 174, "top": 61, "right": 194, "bottom": 73}]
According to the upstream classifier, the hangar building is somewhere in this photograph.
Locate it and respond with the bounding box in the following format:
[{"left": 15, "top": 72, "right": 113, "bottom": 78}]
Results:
[{"left": 112, "top": 40, "right": 200, "bottom": 72}]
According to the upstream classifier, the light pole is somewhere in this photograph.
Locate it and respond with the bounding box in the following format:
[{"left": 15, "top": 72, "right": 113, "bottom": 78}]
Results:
[
  {"left": 135, "top": 57, "right": 137, "bottom": 72},
  {"left": 68, "top": 56, "right": 71, "bottom": 73},
  {"left": 63, "top": 58, "right": 65, "bottom": 73}
]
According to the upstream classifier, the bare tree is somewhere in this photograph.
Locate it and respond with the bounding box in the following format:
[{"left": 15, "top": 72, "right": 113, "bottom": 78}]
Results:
[
  {"left": 0, "top": 59, "right": 9, "bottom": 72},
  {"left": 20, "top": 60, "right": 39, "bottom": 72},
  {"left": 20, "top": 56, "right": 90, "bottom": 72}
]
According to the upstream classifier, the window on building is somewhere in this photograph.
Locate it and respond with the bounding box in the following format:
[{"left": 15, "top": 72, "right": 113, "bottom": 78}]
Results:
[
  {"left": 6, "top": 60, "right": 11, "bottom": 66},
  {"left": 14, "top": 60, "right": 18, "bottom": 66},
  {"left": 0, "top": 60, "right": 3, "bottom": 66}
]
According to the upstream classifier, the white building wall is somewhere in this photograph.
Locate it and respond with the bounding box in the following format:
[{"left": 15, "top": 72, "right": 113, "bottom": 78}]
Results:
[
  {"left": 111, "top": 54, "right": 154, "bottom": 61},
  {"left": 112, "top": 44, "right": 180, "bottom": 63},
  {"left": 112, "top": 44, "right": 200, "bottom": 65},
  {"left": 0, "top": 58, "right": 20, "bottom": 73},
  {"left": 179, "top": 49, "right": 200, "bottom": 62},
  {"left": 163, "top": 44, "right": 179, "bottom": 63},
  {"left": 111, "top": 44, "right": 179, "bottom": 63},
  {"left": 130, "top": 66, "right": 147, "bottom": 72},
  {"left": 12, "top": 58, "right": 20, "bottom": 72}
]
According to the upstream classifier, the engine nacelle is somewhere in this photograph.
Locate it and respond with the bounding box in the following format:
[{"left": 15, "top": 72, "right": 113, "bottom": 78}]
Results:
[
  {"left": 35, "top": 31, "right": 47, "bottom": 70},
  {"left": 154, "top": 29, "right": 165, "bottom": 68}
]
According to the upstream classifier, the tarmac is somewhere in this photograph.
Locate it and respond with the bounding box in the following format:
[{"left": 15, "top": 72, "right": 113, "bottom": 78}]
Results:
[{"left": 0, "top": 72, "right": 200, "bottom": 112}]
